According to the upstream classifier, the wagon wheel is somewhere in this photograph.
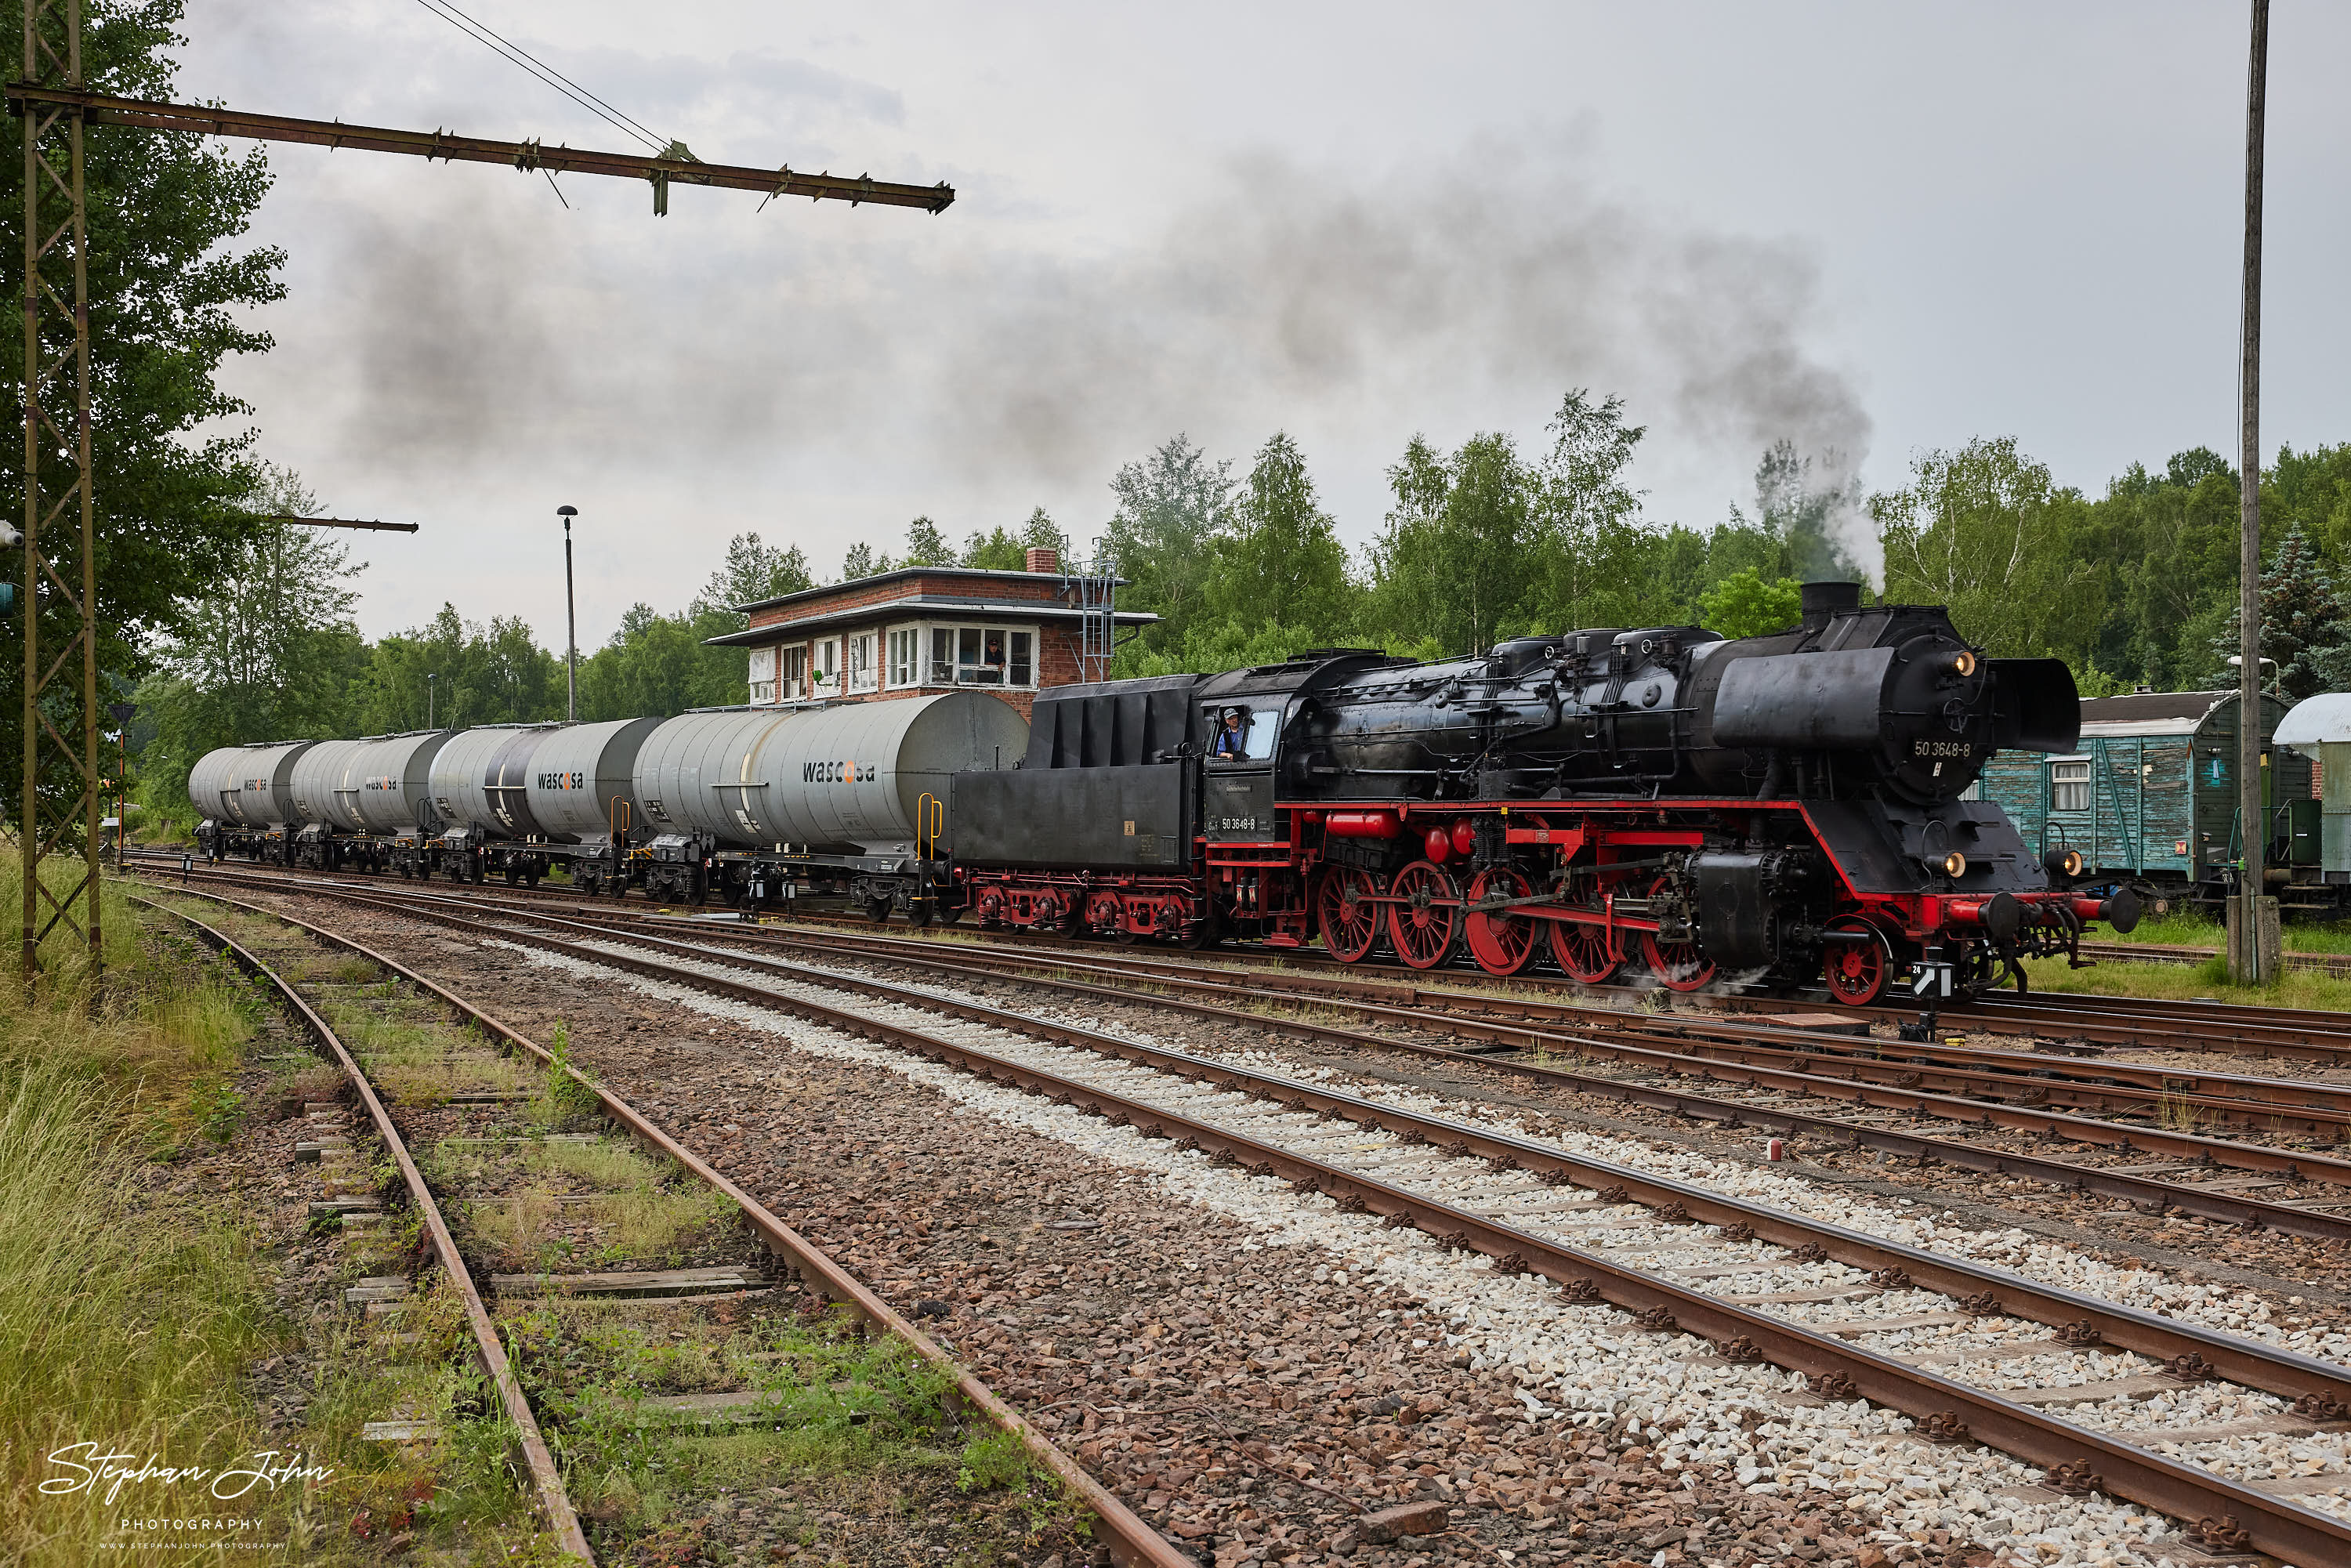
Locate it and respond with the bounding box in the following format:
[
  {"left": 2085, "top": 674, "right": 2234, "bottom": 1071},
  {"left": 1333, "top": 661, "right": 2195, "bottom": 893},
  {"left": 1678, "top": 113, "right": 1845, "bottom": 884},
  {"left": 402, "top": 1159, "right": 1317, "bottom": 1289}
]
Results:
[
  {"left": 1316, "top": 866, "right": 1382, "bottom": 964},
  {"left": 866, "top": 895, "right": 894, "bottom": 923},
  {"left": 1821, "top": 918, "right": 1892, "bottom": 1007},
  {"left": 1179, "top": 897, "right": 1222, "bottom": 951},
  {"left": 1386, "top": 860, "right": 1459, "bottom": 969},
  {"left": 1548, "top": 908, "right": 1619, "bottom": 986},
  {"left": 1464, "top": 867, "right": 1538, "bottom": 976},
  {"left": 1639, "top": 875, "right": 1716, "bottom": 991}
]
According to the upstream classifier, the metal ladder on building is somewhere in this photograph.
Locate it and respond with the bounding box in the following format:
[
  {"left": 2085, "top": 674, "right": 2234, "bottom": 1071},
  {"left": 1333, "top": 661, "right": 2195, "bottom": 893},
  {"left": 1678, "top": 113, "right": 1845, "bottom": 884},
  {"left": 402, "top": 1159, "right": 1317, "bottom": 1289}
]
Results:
[{"left": 1064, "top": 554, "right": 1119, "bottom": 684}]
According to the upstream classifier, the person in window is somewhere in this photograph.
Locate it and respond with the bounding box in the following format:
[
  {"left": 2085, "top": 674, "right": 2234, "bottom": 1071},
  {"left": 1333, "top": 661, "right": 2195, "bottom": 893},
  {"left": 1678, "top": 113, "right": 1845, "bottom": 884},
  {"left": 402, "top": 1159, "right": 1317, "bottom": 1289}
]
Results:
[{"left": 1212, "top": 708, "right": 1249, "bottom": 759}]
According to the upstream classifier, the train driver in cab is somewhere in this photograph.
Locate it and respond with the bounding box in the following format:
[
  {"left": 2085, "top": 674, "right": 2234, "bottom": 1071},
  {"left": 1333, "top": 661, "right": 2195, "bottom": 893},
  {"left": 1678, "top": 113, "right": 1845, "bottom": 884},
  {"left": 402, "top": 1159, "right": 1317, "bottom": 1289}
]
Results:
[{"left": 1212, "top": 707, "right": 1250, "bottom": 759}]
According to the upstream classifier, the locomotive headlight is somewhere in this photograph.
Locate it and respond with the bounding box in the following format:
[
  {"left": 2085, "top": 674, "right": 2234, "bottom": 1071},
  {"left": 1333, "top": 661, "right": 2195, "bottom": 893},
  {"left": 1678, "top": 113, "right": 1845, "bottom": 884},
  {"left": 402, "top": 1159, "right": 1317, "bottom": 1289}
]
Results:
[
  {"left": 1950, "top": 650, "right": 1977, "bottom": 677},
  {"left": 1932, "top": 850, "right": 1967, "bottom": 878}
]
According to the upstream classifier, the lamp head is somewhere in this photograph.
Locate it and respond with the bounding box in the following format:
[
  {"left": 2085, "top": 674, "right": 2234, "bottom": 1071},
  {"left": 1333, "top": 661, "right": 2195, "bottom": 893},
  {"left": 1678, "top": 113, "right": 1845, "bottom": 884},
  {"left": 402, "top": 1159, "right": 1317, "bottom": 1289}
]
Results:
[{"left": 557, "top": 505, "right": 578, "bottom": 518}]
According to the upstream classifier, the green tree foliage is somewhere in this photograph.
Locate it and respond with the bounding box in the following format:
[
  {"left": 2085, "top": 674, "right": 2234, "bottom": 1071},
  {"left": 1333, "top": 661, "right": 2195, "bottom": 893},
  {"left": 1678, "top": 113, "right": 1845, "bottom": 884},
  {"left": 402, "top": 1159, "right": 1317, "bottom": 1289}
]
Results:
[
  {"left": 1202, "top": 432, "right": 1357, "bottom": 645},
  {"left": 1370, "top": 431, "right": 1533, "bottom": 657},
  {"left": 2204, "top": 523, "right": 2351, "bottom": 701},
  {"left": 3, "top": 0, "right": 287, "bottom": 833},
  {"left": 1103, "top": 433, "right": 1235, "bottom": 657},
  {"left": 694, "top": 532, "right": 813, "bottom": 625},
  {"left": 133, "top": 466, "right": 364, "bottom": 814},
  {"left": 575, "top": 603, "right": 743, "bottom": 719},
  {"left": 1875, "top": 436, "right": 2106, "bottom": 662},
  {"left": 1514, "top": 390, "right": 1671, "bottom": 636},
  {"left": 1697, "top": 568, "right": 1804, "bottom": 639},
  {"left": 960, "top": 507, "right": 1070, "bottom": 572},
  {"left": 351, "top": 605, "right": 566, "bottom": 733}
]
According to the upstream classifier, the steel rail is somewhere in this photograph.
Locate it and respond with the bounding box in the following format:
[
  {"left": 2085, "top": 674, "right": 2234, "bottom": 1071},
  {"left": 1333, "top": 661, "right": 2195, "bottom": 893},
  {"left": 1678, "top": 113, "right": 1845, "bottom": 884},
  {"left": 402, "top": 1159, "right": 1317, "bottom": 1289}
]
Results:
[
  {"left": 1, "top": 85, "right": 955, "bottom": 212},
  {"left": 142, "top": 881, "right": 2351, "bottom": 1563},
  {"left": 130, "top": 864, "right": 2351, "bottom": 1239},
  {"left": 706, "top": 922, "right": 2351, "bottom": 1127},
  {"left": 136, "top": 884, "right": 1190, "bottom": 1568},
  {"left": 134, "top": 896, "right": 595, "bottom": 1561},
  {"left": 126, "top": 853, "right": 2351, "bottom": 1060},
  {"left": 134, "top": 862, "right": 2351, "bottom": 1118},
  {"left": 182, "top": 875, "right": 2351, "bottom": 1403}
]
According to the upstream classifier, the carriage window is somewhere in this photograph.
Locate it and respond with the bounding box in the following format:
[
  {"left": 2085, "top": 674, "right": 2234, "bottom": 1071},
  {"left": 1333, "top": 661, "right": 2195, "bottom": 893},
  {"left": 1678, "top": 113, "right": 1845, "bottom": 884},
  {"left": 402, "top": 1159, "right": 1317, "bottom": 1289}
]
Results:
[{"left": 2050, "top": 759, "right": 2091, "bottom": 812}]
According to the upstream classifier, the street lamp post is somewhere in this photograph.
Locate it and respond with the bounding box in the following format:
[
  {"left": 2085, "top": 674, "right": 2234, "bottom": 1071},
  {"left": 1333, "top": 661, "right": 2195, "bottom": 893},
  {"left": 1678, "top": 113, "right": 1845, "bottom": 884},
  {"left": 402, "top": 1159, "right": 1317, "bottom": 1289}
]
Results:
[
  {"left": 2227, "top": 654, "right": 2280, "bottom": 697},
  {"left": 427, "top": 672, "right": 437, "bottom": 728},
  {"left": 558, "top": 505, "right": 580, "bottom": 722}
]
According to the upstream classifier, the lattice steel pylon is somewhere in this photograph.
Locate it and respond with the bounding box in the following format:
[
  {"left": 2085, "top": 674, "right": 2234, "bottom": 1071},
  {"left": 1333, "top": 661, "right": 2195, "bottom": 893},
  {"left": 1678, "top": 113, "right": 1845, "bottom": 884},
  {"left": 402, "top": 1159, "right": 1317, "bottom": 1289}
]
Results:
[{"left": 16, "top": 0, "right": 100, "bottom": 992}]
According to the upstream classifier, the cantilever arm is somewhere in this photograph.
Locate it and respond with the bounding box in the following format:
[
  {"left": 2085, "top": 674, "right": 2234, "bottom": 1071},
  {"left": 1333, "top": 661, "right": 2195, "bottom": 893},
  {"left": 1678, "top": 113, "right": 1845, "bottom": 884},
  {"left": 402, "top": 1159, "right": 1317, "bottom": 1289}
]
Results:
[{"left": 2, "top": 82, "right": 955, "bottom": 214}]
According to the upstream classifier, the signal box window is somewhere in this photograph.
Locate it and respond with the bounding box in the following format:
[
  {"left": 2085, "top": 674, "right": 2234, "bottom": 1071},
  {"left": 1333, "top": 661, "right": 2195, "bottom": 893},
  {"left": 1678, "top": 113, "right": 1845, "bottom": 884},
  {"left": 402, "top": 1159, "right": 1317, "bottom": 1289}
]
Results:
[
  {"left": 889, "top": 628, "right": 918, "bottom": 688},
  {"left": 848, "top": 632, "right": 878, "bottom": 693},
  {"left": 919, "top": 624, "right": 1038, "bottom": 689},
  {"left": 2050, "top": 759, "right": 2091, "bottom": 812}
]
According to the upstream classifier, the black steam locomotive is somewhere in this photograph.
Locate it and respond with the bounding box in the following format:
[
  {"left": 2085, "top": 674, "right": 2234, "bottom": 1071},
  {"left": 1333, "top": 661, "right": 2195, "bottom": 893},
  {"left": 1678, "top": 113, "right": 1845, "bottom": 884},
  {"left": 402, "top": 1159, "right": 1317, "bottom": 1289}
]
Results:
[{"left": 951, "top": 581, "right": 2132, "bottom": 1005}]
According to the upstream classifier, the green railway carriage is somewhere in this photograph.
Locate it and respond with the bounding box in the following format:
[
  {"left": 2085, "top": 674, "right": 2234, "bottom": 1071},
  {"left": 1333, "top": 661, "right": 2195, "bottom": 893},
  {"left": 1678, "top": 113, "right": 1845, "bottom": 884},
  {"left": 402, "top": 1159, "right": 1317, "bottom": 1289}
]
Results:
[{"left": 1976, "top": 690, "right": 2325, "bottom": 913}]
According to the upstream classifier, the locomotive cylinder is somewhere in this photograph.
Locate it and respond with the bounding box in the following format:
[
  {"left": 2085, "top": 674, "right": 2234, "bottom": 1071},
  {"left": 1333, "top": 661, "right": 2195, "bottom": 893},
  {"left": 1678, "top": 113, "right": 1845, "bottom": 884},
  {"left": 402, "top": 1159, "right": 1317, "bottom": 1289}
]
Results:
[{"left": 632, "top": 692, "right": 1027, "bottom": 853}]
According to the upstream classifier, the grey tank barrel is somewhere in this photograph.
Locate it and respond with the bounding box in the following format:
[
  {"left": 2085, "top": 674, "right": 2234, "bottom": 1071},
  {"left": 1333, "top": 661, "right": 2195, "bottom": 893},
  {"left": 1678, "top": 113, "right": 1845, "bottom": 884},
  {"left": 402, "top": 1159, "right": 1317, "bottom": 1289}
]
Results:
[
  {"left": 288, "top": 738, "right": 368, "bottom": 829},
  {"left": 187, "top": 741, "right": 317, "bottom": 829},
  {"left": 522, "top": 716, "right": 662, "bottom": 842},
  {"left": 632, "top": 692, "right": 1028, "bottom": 853},
  {"left": 345, "top": 730, "right": 455, "bottom": 835},
  {"left": 429, "top": 724, "right": 567, "bottom": 838}
]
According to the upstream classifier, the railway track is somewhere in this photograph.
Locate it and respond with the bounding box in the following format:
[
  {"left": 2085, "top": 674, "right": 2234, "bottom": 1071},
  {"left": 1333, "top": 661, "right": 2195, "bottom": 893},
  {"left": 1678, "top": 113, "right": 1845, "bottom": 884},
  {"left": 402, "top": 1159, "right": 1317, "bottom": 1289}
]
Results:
[
  {"left": 132, "top": 886, "right": 1185, "bottom": 1567},
  {"left": 136, "top": 862, "right": 2351, "bottom": 1244},
  {"left": 2080, "top": 940, "right": 2351, "bottom": 979},
  {"left": 127, "top": 851, "right": 2351, "bottom": 1065},
  {"left": 135, "top": 866, "right": 2351, "bottom": 1563}
]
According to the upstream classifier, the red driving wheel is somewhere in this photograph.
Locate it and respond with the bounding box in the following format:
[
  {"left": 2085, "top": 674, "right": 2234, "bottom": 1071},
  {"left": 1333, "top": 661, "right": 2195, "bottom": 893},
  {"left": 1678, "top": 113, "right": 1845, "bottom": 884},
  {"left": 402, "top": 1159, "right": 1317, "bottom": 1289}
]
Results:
[
  {"left": 1317, "top": 866, "right": 1382, "bottom": 964},
  {"left": 1465, "top": 867, "right": 1538, "bottom": 976},
  {"left": 1639, "top": 875, "right": 1717, "bottom": 991},
  {"left": 1822, "top": 918, "right": 1892, "bottom": 1006},
  {"left": 1386, "top": 860, "right": 1459, "bottom": 969},
  {"left": 1549, "top": 908, "right": 1619, "bottom": 986}
]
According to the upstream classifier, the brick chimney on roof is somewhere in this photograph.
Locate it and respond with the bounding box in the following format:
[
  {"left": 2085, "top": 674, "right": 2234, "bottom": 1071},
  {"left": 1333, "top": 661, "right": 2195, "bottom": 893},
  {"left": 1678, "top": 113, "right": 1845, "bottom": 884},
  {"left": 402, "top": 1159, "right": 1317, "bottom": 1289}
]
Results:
[{"left": 1024, "top": 547, "right": 1059, "bottom": 574}]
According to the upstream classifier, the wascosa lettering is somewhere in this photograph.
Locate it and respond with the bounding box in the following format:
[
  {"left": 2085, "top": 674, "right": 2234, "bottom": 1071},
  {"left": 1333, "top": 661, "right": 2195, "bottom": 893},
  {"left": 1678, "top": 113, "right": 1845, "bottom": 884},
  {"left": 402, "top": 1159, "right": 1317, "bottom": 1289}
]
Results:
[
  {"left": 534, "top": 771, "right": 586, "bottom": 791},
  {"left": 801, "top": 760, "right": 865, "bottom": 784}
]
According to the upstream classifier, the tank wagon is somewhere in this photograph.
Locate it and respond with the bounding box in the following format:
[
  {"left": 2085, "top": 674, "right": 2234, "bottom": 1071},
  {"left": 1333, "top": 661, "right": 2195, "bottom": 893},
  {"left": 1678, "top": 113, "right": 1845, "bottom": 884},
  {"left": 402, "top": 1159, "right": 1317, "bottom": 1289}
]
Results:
[
  {"left": 190, "top": 740, "right": 317, "bottom": 863},
  {"left": 189, "top": 693, "right": 1026, "bottom": 907},
  {"left": 629, "top": 692, "right": 1027, "bottom": 906}
]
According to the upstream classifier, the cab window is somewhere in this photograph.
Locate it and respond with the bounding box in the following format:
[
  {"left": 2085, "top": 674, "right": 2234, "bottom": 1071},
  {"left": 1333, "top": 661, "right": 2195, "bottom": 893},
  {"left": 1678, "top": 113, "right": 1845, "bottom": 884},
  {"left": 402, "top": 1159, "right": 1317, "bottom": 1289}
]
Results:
[{"left": 1206, "top": 707, "right": 1280, "bottom": 761}]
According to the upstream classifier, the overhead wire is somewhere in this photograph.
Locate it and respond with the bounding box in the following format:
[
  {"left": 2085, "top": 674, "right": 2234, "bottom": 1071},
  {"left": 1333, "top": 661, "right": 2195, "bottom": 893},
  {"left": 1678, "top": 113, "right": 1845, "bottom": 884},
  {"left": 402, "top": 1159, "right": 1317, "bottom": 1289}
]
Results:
[{"left": 412, "top": 0, "right": 668, "bottom": 154}]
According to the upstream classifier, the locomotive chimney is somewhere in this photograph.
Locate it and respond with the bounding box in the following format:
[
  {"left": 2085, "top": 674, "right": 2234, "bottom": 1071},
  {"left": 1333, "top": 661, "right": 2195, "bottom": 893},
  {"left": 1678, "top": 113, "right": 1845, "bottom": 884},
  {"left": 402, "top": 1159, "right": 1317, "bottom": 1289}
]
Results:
[
  {"left": 1799, "top": 581, "right": 1861, "bottom": 630},
  {"left": 1024, "top": 547, "right": 1059, "bottom": 574}
]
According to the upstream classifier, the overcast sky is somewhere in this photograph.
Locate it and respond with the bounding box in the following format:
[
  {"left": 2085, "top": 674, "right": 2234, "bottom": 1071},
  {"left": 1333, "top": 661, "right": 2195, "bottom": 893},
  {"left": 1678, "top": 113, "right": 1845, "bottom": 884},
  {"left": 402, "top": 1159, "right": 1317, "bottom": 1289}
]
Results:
[{"left": 179, "top": 2, "right": 2350, "bottom": 650}]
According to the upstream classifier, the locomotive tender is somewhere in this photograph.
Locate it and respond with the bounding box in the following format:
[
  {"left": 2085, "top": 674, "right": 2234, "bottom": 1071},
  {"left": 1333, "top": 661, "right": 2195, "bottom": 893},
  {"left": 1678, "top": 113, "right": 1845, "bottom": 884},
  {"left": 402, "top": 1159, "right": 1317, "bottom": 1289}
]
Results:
[{"left": 190, "top": 581, "right": 2127, "bottom": 1005}]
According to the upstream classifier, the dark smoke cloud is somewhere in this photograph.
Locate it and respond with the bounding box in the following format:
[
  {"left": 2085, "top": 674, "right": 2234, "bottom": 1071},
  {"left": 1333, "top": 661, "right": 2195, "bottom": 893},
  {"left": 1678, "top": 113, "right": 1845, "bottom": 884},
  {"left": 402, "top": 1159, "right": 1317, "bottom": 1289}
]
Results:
[{"left": 304, "top": 138, "right": 1871, "bottom": 565}]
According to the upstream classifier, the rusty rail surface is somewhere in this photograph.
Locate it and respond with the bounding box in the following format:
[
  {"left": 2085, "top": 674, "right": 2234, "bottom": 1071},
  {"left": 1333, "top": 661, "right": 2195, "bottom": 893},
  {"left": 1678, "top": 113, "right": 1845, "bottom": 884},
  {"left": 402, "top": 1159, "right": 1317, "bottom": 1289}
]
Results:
[
  {"left": 134, "top": 882, "right": 1190, "bottom": 1568},
  {"left": 150, "top": 863, "right": 2351, "bottom": 1241},
  {"left": 135, "top": 896, "right": 595, "bottom": 1561},
  {"left": 152, "top": 873, "right": 2351, "bottom": 1564}
]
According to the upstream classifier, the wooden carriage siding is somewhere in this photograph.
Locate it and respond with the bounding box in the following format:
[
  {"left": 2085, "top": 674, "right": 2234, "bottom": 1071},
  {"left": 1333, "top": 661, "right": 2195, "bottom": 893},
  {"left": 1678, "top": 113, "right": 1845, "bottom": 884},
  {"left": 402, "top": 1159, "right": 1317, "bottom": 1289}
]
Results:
[
  {"left": 1977, "top": 690, "right": 2308, "bottom": 881},
  {"left": 699, "top": 551, "right": 1155, "bottom": 722}
]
